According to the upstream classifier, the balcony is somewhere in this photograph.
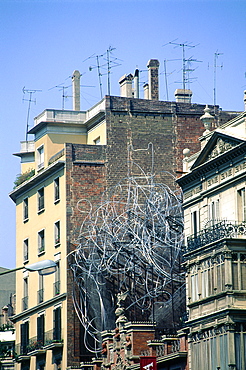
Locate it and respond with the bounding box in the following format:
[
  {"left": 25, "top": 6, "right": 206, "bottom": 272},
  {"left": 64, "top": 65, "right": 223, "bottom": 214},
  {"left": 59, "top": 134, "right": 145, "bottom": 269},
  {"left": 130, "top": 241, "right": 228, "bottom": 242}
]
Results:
[
  {"left": 187, "top": 220, "right": 246, "bottom": 251},
  {"left": 43, "top": 329, "right": 63, "bottom": 349},
  {"left": 26, "top": 336, "right": 45, "bottom": 355},
  {"left": 16, "top": 330, "right": 63, "bottom": 357}
]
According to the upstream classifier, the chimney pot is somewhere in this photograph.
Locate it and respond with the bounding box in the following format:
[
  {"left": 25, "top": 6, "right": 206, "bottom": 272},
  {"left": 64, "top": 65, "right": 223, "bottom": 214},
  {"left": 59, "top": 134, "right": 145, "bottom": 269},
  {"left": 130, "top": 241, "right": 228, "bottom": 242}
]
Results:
[
  {"left": 144, "top": 83, "right": 149, "bottom": 100},
  {"left": 174, "top": 89, "right": 192, "bottom": 103},
  {"left": 119, "top": 74, "right": 133, "bottom": 98},
  {"left": 72, "top": 70, "right": 81, "bottom": 111},
  {"left": 147, "top": 59, "right": 160, "bottom": 100}
]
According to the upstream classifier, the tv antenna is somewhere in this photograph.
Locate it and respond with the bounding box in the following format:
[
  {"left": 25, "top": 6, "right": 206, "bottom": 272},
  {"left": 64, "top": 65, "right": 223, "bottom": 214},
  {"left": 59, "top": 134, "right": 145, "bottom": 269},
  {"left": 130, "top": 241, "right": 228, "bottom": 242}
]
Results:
[
  {"left": 22, "top": 87, "right": 42, "bottom": 141},
  {"left": 87, "top": 47, "right": 122, "bottom": 98},
  {"left": 213, "top": 50, "right": 223, "bottom": 110},
  {"left": 166, "top": 40, "right": 201, "bottom": 92},
  {"left": 106, "top": 46, "right": 122, "bottom": 96},
  {"left": 162, "top": 59, "right": 179, "bottom": 101},
  {"left": 49, "top": 84, "right": 72, "bottom": 110}
]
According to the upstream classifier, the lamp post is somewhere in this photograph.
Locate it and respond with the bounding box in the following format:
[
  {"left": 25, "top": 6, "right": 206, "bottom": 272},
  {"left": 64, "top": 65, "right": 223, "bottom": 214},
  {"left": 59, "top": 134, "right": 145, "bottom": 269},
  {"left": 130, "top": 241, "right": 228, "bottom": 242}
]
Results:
[{"left": 0, "top": 260, "right": 57, "bottom": 276}]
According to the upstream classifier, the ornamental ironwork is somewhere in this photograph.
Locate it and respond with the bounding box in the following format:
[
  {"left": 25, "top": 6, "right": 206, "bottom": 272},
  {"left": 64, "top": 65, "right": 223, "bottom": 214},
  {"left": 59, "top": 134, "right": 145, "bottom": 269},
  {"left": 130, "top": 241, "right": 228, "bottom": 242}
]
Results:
[{"left": 187, "top": 220, "right": 246, "bottom": 251}]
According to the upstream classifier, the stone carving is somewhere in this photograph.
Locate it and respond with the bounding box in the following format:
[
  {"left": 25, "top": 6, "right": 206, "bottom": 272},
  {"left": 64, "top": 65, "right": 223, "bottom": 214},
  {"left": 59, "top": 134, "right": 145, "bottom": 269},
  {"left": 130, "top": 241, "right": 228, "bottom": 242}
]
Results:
[{"left": 208, "top": 138, "right": 238, "bottom": 160}]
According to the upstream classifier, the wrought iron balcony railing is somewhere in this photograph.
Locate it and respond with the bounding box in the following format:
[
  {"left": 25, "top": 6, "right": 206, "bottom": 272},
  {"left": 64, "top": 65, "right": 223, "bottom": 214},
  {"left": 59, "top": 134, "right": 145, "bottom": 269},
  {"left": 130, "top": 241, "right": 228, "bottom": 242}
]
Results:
[
  {"left": 187, "top": 220, "right": 246, "bottom": 252},
  {"left": 16, "top": 329, "right": 63, "bottom": 356}
]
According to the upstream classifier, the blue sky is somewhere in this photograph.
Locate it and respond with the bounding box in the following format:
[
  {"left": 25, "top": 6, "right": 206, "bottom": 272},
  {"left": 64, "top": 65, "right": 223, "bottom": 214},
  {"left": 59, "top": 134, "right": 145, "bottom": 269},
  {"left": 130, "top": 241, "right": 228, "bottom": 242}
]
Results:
[{"left": 0, "top": 0, "right": 245, "bottom": 268}]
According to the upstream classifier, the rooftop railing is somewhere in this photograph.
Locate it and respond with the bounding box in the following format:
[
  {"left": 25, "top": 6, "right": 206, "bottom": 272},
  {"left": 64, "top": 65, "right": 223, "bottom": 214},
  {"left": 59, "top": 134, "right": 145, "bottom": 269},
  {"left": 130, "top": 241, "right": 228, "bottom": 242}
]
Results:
[{"left": 187, "top": 220, "right": 246, "bottom": 252}]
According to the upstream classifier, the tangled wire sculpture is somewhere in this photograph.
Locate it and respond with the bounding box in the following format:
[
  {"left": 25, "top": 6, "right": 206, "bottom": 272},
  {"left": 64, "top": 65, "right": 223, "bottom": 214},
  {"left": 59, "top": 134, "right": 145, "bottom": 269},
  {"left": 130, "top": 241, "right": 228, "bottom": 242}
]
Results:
[{"left": 70, "top": 145, "right": 184, "bottom": 354}]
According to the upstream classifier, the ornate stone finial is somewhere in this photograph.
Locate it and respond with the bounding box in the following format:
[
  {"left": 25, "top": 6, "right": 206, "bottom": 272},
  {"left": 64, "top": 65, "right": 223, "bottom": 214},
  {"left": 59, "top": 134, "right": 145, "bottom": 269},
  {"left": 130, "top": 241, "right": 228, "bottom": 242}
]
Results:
[
  {"left": 183, "top": 148, "right": 190, "bottom": 158},
  {"left": 115, "top": 291, "right": 128, "bottom": 324},
  {"left": 200, "top": 105, "right": 214, "bottom": 135}
]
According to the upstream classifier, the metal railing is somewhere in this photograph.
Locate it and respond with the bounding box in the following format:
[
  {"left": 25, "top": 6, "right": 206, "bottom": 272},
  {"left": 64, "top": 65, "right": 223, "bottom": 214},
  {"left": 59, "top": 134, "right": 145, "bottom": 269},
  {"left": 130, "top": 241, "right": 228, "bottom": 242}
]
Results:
[
  {"left": 16, "top": 329, "right": 63, "bottom": 356},
  {"left": 187, "top": 220, "right": 246, "bottom": 251}
]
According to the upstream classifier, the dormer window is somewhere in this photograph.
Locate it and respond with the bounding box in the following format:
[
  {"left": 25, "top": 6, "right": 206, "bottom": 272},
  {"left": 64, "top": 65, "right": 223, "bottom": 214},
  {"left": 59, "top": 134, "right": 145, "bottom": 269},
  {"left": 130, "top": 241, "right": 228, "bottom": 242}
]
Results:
[{"left": 37, "top": 145, "right": 44, "bottom": 170}]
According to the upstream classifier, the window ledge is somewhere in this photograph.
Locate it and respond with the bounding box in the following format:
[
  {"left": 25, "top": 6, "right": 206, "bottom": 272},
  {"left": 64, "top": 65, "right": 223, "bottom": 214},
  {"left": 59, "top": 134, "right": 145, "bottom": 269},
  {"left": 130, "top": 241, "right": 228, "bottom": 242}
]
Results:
[{"left": 37, "top": 208, "right": 45, "bottom": 215}]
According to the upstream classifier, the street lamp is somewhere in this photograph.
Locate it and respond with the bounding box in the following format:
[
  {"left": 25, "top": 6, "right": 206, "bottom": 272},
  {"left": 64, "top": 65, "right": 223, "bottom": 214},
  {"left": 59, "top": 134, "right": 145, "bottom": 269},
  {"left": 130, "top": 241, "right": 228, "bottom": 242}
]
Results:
[{"left": 0, "top": 260, "right": 57, "bottom": 276}]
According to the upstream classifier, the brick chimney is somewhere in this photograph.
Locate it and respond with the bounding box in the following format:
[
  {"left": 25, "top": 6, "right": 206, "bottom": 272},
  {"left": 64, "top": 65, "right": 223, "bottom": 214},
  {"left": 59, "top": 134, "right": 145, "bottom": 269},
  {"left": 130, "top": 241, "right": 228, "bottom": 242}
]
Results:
[
  {"left": 72, "top": 70, "right": 81, "bottom": 111},
  {"left": 119, "top": 74, "right": 133, "bottom": 98},
  {"left": 174, "top": 89, "right": 192, "bottom": 103},
  {"left": 147, "top": 59, "right": 160, "bottom": 100}
]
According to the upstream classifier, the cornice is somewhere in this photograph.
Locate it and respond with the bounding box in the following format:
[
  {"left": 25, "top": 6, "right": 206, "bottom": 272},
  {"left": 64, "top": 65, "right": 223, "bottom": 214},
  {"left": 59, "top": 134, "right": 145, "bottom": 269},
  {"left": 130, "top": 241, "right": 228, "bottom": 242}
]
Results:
[
  {"left": 9, "top": 160, "right": 65, "bottom": 202},
  {"left": 10, "top": 293, "right": 67, "bottom": 322},
  {"left": 177, "top": 141, "right": 246, "bottom": 188}
]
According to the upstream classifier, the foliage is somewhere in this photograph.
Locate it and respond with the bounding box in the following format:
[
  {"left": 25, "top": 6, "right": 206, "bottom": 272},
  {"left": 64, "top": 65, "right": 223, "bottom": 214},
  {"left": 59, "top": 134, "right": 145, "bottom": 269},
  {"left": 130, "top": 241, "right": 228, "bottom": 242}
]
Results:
[{"left": 13, "top": 169, "right": 35, "bottom": 189}]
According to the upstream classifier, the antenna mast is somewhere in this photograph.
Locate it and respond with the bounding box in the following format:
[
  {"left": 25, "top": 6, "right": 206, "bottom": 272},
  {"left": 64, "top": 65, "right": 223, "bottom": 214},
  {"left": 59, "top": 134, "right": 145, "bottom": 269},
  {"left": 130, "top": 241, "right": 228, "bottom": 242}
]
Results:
[
  {"left": 168, "top": 40, "right": 201, "bottom": 93},
  {"left": 22, "top": 87, "right": 42, "bottom": 141},
  {"left": 213, "top": 50, "right": 223, "bottom": 110}
]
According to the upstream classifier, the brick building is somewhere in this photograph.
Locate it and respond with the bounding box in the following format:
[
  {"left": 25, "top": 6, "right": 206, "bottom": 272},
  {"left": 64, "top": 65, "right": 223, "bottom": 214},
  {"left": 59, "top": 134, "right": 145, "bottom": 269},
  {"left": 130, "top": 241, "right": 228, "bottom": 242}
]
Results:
[{"left": 9, "top": 60, "right": 239, "bottom": 370}]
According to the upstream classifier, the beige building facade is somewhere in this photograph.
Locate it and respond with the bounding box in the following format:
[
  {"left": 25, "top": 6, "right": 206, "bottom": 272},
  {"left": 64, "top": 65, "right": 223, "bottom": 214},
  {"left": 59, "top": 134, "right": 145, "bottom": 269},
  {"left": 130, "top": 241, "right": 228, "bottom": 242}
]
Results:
[{"left": 177, "top": 94, "right": 246, "bottom": 370}]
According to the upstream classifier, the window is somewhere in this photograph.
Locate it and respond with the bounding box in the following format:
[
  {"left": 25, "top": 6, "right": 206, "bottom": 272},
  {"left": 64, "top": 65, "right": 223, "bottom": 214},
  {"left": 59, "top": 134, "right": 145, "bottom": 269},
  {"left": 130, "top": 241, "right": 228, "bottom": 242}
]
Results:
[
  {"left": 23, "top": 198, "right": 28, "bottom": 221},
  {"left": 191, "top": 210, "right": 199, "bottom": 236},
  {"left": 54, "top": 262, "right": 60, "bottom": 296},
  {"left": 208, "top": 199, "right": 220, "bottom": 225},
  {"left": 53, "top": 306, "right": 61, "bottom": 341},
  {"left": 238, "top": 188, "right": 246, "bottom": 222},
  {"left": 23, "top": 278, "right": 28, "bottom": 311},
  {"left": 20, "top": 321, "right": 29, "bottom": 355},
  {"left": 38, "top": 187, "right": 44, "bottom": 212},
  {"left": 38, "top": 275, "right": 44, "bottom": 303},
  {"left": 54, "top": 177, "right": 60, "bottom": 203},
  {"left": 23, "top": 239, "right": 29, "bottom": 262},
  {"left": 37, "top": 145, "right": 44, "bottom": 170},
  {"left": 54, "top": 221, "right": 60, "bottom": 246},
  {"left": 37, "top": 314, "right": 45, "bottom": 346},
  {"left": 94, "top": 137, "right": 100, "bottom": 145},
  {"left": 191, "top": 209, "right": 200, "bottom": 236},
  {"left": 38, "top": 229, "right": 45, "bottom": 254}
]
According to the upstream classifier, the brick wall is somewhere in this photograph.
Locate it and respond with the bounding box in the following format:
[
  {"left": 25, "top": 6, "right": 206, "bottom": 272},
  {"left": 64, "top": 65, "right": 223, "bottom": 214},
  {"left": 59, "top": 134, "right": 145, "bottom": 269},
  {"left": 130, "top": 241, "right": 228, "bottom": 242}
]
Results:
[{"left": 66, "top": 143, "right": 107, "bottom": 366}]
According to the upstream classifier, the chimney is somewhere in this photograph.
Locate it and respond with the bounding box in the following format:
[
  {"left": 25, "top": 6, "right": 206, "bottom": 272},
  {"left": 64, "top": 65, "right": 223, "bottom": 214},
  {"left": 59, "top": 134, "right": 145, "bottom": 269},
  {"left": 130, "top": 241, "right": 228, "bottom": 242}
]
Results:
[
  {"left": 147, "top": 59, "right": 160, "bottom": 100},
  {"left": 174, "top": 89, "right": 192, "bottom": 103},
  {"left": 244, "top": 90, "right": 246, "bottom": 111},
  {"left": 144, "top": 83, "right": 149, "bottom": 99},
  {"left": 119, "top": 74, "right": 133, "bottom": 97},
  {"left": 134, "top": 69, "right": 139, "bottom": 98},
  {"left": 72, "top": 70, "right": 81, "bottom": 111}
]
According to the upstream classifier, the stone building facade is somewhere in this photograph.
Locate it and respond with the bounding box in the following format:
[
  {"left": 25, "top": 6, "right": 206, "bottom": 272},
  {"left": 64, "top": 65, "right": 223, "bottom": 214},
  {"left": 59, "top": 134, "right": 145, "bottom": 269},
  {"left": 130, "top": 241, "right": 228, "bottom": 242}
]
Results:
[{"left": 177, "top": 95, "right": 246, "bottom": 370}]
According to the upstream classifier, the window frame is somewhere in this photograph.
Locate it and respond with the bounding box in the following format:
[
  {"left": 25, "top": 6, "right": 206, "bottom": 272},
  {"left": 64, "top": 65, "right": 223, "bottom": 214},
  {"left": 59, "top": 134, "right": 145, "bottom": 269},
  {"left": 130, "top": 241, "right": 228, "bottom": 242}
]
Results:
[
  {"left": 237, "top": 187, "right": 246, "bottom": 222},
  {"left": 54, "top": 177, "right": 60, "bottom": 203},
  {"left": 23, "top": 197, "right": 29, "bottom": 222},
  {"left": 38, "top": 229, "right": 45, "bottom": 254},
  {"left": 23, "top": 238, "right": 29, "bottom": 263},
  {"left": 54, "top": 221, "right": 60, "bottom": 246},
  {"left": 37, "top": 144, "right": 44, "bottom": 171},
  {"left": 37, "top": 187, "right": 45, "bottom": 213}
]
